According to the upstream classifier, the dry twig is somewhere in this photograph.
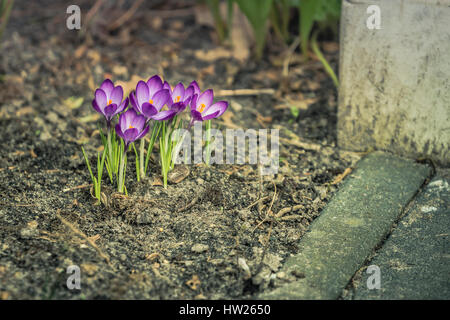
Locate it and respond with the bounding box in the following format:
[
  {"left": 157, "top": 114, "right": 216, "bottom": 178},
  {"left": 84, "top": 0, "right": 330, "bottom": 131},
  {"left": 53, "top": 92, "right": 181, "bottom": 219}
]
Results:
[{"left": 56, "top": 211, "right": 110, "bottom": 264}]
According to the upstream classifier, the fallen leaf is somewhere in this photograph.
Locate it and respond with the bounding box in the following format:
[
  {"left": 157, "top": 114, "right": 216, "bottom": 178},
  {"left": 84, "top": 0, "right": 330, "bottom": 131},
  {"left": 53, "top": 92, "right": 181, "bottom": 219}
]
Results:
[
  {"left": 195, "top": 47, "right": 232, "bottom": 62},
  {"left": 15, "top": 107, "right": 34, "bottom": 117},
  {"left": 0, "top": 292, "right": 9, "bottom": 300},
  {"left": 168, "top": 165, "right": 190, "bottom": 184},
  {"left": 186, "top": 275, "right": 201, "bottom": 291},
  {"left": 275, "top": 96, "right": 318, "bottom": 111},
  {"left": 74, "top": 44, "right": 88, "bottom": 59},
  {"left": 86, "top": 50, "right": 101, "bottom": 64},
  {"left": 145, "top": 253, "right": 160, "bottom": 261},
  {"left": 79, "top": 113, "right": 100, "bottom": 123},
  {"left": 152, "top": 176, "right": 163, "bottom": 186},
  {"left": 63, "top": 97, "right": 84, "bottom": 110},
  {"left": 80, "top": 263, "right": 98, "bottom": 276},
  {"left": 113, "top": 65, "right": 128, "bottom": 76}
]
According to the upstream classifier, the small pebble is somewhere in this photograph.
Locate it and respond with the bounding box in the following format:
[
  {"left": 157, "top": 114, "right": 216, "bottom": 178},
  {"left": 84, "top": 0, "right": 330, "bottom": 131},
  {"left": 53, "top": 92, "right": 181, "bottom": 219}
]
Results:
[{"left": 191, "top": 243, "right": 209, "bottom": 253}]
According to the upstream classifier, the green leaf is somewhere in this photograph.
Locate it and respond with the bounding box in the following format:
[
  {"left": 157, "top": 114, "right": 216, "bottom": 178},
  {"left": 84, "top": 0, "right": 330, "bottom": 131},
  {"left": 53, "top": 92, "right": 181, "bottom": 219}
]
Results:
[
  {"left": 81, "top": 146, "right": 95, "bottom": 184},
  {"left": 235, "top": 0, "right": 273, "bottom": 59},
  {"left": 145, "top": 122, "right": 161, "bottom": 175},
  {"left": 205, "top": 0, "right": 227, "bottom": 43},
  {"left": 132, "top": 142, "right": 140, "bottom": 182},
  {"left": 298, "top": 0, "right": 341, "bottom": 57},
  {"left": 311, "top": 32, "right": 339, "bottom": 88},
  {"left": 290, "top": 105, "right": 300, "bottom": 119},
  {"left": 298, "top": 0, "right": 320, "bottom": 57}
]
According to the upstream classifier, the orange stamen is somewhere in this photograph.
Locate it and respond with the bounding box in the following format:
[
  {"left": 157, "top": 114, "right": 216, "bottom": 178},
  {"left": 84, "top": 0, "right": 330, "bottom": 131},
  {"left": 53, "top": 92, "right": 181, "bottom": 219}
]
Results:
[
  {"left": 198, "top": 103, "right": 206, "bottom": 113},
  {"left": 149, "top": 99, "right": 154, "bottom": 105},
  {"left": 108, "top": 99, "right": 112, "bottom": 105}
]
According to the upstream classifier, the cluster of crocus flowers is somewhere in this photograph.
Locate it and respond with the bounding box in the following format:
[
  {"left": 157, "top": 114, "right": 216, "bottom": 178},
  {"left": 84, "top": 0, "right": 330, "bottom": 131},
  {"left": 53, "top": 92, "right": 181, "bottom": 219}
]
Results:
[{"left": 84, "top": 76, "right": 228, "bottom": 196}]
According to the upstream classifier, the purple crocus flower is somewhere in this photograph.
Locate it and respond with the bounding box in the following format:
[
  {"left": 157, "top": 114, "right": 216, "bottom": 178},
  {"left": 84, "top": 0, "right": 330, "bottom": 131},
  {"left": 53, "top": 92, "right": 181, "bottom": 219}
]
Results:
[
  {"left": 115, "top": 109, "right": 149, "bottom": 148},
  {"left": 92, "top": 79, "right": 129, "bottom": 127},
  {"left": 130, "top": 80, "right": 173, "bottom": 120},
  {"left": 189, "top": 89, "right": 228, "bottom": 122},
  {"left": 187, "top": 81, "right": 201, "bottom": 97},
  {"left": 166, "top": 82, "right": 196, "bottom": 107},
  {"left": 169, "top": 102, "right": 187, "bottom": 116}
]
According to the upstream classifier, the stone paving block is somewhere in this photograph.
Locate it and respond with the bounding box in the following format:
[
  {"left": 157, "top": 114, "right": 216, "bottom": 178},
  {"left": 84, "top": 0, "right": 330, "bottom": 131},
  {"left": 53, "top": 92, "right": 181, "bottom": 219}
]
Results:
[
  {"left": 347, "top": 174, "right": 449, "bottom": 300},
  {"left": 260, "top": 151, "right": 432, "bottom": 299}
]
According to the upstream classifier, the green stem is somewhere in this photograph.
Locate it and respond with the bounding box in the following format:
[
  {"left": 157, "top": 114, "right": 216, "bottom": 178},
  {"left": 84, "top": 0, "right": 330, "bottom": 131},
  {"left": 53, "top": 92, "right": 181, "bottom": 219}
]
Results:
[
  {"left": 118, "top": 147, "right": 127, "bottom": 193},
  {"left": 139, "top": 138, "right": 145, "bottom": 179},
  {"left": 107, "top": 128, "right": 114, "bottom": 182},
  {"left": 311, "top": 32, "right": 339, "bottom": 88},
  {"left": 205, "top": 120, "right": 212, "bottom": 166}
]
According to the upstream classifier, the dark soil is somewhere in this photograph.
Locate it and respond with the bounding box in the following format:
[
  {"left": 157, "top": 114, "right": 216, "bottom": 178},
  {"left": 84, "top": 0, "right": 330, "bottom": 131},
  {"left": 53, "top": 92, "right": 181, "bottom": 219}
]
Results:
[{"left": 0, "top": 0, "right": 360, "bottom": 299}]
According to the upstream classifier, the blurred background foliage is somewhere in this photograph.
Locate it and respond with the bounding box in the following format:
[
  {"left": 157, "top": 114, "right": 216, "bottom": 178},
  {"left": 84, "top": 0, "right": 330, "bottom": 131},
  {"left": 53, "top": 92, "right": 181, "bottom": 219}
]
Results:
[
  {"left": 204, "top": 0, "right": 341, "bottom": 59},
  {"left": 0, "top": 0, "right": 14, "bottom": 45}
]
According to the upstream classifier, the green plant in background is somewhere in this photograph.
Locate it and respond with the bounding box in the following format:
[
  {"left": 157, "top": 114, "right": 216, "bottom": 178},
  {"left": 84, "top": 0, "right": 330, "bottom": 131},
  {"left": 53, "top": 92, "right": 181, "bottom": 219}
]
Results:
[
  {"left": 205, "top": 0, "right": 228, "bottom": 43},
  {"left": 296, "top": 0, "right": 341, "bottom": 58},
  {"left": 234, "top": 0, "right": 274, "bottom": 60},
  {"left": 205, "top": 0, "right": 274, "bottom": 59},
  {"left": 270, "top": 0, "right": 290, "bottom": 43},
  {"left": 0, "top": 0, "right": 13, "bottom": 45},
  {"left": 204, "top": 0, "right": 340, "bottom": 86}
]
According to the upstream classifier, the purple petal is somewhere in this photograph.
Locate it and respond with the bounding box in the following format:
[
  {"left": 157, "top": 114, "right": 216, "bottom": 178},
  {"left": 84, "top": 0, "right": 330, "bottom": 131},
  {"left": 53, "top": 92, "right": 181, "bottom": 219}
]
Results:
[
  {"left": 152, "top": 110, "right": 177, "bottom": 121},
  {"left": 100, "top": 79, "right": 114, "bottom": 98},
  {"left": 203, "top": 101, "right": 228, "bottom": 118},
  {"left": 132, "top": 114, "right": 146, "bottom": 131},
  {"left": 104, "top": 103, "right": 118, "bottom": 119},
  {"left": 123, "top": 128, "right": 139, "bottom": 142},
  {"left": 147, "top": 75, "right": 163, "bottom": 96},
  {"left": 141, "top": 103, "right": 158, "bottom": 118},
  {"left": 184, "top": 86, "right": 194, "bottom": 103},
  {"left": 189, "top": 94, "right": 198, "bottom": 111},
  {"left": 172, "top": 83, "right": 185, "bottom": 103},
  {"left": 152, "top": 89, "right": 170, "bottom": 110},
  {"left": 188, "top": 81, "right": 201, "bottom": 96},
  {"left": 117, "top": 97, "right": 129, "bottom": 114},
  {"left": 115, "top": 123, "right": 125, "bottom": 140},
  {"left": 92, "top": 99, "right": 103, "bottom": 114},
  {"left": 190, "top": 110, "right": 204, "bottom": 122},
  {"left": 170, "top": 102, "right": 186, "bottom": 114},
  {"left": 202, "top": 110, "right": 220, "bottom": 121},
  {"left": 129, "top": 92, "right": 141, "bottom": 113},
  {"left": 95, "top": 89, "right": 107, "bottom": 108},
  {"left": 110, "top": 86, "right": 123, "bottom": 106},
  {"left": 162, "top": 81, "right": 172, "bottom": 94},
  {"left": 136, "top": 124, "right": 150, "bottom": 140},
  {"left": 120, "top": 108, "right": 138, "bottom": 130},
  {"left": 119, "top": 111, "right": 127, "bottom": 130},
  {"left": 136, "top": 81, "right": 149, "bottom": 107},
  {"left": 197, "top": 89, "right": 214, "bottom": 111}
]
